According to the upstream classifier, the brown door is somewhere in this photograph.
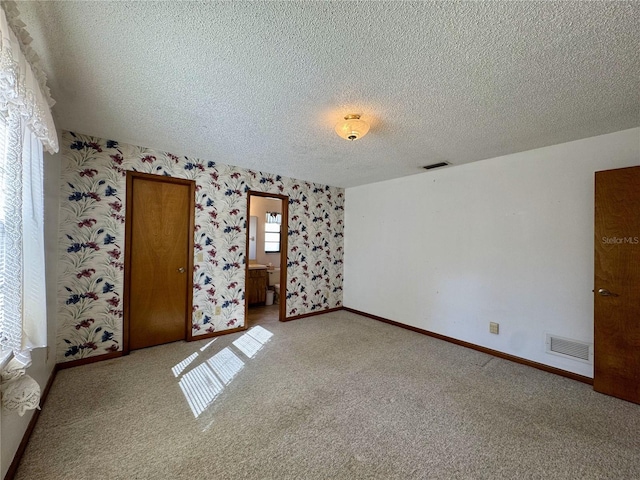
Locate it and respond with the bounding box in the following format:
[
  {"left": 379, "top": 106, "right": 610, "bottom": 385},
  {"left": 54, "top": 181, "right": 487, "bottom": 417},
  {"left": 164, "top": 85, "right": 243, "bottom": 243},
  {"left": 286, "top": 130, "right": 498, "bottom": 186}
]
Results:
[
  {"left": 594, "top": 166, "right": 640, "bottom": 404},
  {"left": 125, "top": 172, "right": 195, "bottom": 351}
]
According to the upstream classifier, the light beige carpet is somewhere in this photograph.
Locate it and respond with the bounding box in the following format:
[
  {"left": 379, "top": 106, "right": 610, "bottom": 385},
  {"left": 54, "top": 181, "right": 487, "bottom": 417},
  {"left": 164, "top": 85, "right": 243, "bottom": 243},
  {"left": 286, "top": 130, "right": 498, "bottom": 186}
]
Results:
[{"left": 16, "top": 311, "right": 640, "bottom": 479}]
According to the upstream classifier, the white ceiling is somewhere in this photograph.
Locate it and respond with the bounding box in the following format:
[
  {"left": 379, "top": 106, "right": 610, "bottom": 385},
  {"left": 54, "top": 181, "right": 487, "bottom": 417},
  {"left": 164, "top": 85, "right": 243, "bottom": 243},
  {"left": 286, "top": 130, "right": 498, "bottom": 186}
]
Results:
[{"left": 15, "top": 1, "right": 640, "bottom": 188}]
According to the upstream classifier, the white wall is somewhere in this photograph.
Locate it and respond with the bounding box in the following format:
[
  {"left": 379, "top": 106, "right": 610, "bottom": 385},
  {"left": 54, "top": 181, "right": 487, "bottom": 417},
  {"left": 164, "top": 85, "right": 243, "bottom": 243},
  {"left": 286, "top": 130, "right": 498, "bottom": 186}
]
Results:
[
  {"left": 1, "top": 149, "right": 60, "bottom": 478},
  {"left": 344, "top": 128, "right": 640, "bottom": 378}
]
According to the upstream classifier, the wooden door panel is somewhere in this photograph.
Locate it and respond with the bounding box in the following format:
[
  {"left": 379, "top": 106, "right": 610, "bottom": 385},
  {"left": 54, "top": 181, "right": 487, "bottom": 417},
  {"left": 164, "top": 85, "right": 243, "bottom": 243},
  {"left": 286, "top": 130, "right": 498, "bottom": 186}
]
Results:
[
  {"left": 247, "top": 269, "right": 267, "bottom": 305},
  {"left": 594, "top": 166, "right": 640, "bottom": 404},
  {"left": 128, "top": 174, "right": 193, "bottom": 350}
]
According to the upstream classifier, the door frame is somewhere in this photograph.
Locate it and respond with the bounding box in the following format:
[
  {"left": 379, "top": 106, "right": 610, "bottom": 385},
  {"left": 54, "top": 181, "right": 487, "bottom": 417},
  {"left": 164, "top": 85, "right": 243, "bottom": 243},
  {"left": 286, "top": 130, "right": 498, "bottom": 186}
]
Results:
[
  {"left": 123, "top": 171, "right": 196, "bottom": 353},
  {"left": 246, "top": 190, "right": 289, "bottom": 322}
]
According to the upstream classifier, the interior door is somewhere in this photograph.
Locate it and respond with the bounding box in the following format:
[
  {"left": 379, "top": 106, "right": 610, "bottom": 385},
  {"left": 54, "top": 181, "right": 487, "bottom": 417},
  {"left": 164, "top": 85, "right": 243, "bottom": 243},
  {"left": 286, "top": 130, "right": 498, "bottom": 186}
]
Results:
[
  {"left": 126, "top": 172, "right": 195, "bottom": 350},
  {"left": 594, "top": 165, "right": 640, "bottom": 404}
]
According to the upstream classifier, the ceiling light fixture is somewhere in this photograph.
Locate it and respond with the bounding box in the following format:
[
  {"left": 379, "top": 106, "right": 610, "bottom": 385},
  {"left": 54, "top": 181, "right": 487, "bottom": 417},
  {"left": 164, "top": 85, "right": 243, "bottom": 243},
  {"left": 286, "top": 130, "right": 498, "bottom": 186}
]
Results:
[{"left": 335, "top": 114, "right": 370, "bottom": 141}]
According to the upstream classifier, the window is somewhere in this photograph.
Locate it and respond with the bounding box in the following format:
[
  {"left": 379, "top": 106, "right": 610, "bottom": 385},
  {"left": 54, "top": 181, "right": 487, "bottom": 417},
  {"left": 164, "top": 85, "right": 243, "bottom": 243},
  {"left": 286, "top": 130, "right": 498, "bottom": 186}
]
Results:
[
  {"left": 0, "top": 115, "right": 5, "bottom": 237},
  {"left": 0, "top": 4, "right": 58, "bottom": 418},
  {"left": 0, "top": 115, "right": 48, "bottom": 365},
  {"left": 0, "top": 115, "right": 6, "bottom": 362},
  {"left": 265, "top": 212, "right": 281, "bottom": 253}
]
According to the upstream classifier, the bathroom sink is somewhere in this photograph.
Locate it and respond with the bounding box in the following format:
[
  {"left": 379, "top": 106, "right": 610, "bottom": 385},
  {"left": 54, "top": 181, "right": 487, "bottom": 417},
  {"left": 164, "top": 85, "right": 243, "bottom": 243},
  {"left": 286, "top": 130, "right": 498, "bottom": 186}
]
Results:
[{"left": 248, "top": 264, "right": 267, "bottom": 270}]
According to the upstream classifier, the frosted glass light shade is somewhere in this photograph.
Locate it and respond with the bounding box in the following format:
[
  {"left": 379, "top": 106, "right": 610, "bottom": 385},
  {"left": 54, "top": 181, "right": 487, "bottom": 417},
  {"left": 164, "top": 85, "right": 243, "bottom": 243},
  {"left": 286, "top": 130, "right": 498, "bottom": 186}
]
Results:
[{"left": 335, "top": 114, "right": 370, "bottom": 141}]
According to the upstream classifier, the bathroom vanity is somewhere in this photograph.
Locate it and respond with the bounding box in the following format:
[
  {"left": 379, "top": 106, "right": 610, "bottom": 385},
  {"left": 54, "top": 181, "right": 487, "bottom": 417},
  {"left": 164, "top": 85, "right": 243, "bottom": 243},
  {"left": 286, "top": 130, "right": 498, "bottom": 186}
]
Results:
[{"left": 247, "top": 265, "right": 268, "bottom": 305}]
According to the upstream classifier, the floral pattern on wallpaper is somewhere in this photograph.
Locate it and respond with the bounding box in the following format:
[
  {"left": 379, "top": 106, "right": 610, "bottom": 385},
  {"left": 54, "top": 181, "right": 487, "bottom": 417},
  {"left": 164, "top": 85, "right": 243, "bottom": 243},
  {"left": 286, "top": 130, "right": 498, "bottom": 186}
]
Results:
[{"left": 57, "top": 131, "right": 344, "bottom": 362}]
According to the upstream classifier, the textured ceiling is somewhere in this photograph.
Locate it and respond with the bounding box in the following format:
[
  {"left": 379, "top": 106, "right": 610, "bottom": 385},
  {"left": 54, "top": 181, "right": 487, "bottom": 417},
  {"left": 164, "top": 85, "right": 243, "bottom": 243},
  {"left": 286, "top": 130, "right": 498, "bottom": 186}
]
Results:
[{"left": 15, "top": 1, "right": 640, "bottom": 188}]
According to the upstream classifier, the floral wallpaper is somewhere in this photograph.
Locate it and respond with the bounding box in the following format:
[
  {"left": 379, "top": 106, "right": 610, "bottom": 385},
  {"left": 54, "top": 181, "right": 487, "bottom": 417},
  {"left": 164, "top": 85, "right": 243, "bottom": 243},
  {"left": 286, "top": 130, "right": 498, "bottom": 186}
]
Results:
[{"left": 57, "top": 131, "right": 344, "bottom": 363}]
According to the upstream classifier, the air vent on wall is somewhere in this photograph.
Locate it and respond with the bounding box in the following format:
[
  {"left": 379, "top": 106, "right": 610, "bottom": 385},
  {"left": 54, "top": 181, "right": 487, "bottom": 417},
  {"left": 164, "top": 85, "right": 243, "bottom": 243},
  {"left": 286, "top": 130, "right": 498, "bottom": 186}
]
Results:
[
  {"left": 545, "top": 334, "right": 593, "bottom": 364},
  {"left": 423, "top": 162, "right": 450, "bottom": 170}
]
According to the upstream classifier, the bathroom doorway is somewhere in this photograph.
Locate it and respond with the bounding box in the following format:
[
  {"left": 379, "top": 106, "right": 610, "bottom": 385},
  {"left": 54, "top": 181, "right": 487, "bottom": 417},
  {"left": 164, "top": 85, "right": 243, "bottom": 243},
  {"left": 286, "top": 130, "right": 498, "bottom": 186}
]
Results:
[{"left": 245, "top": 191, "right": 288, "bottom": 327}]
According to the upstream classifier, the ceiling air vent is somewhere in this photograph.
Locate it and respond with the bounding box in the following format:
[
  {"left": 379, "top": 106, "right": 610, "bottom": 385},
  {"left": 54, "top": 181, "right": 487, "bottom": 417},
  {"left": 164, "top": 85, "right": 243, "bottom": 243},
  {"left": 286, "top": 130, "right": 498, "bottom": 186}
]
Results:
[
  {"left": 423, "top": 162, "right": 450, "bottom": 170},
  {"left": 545, "top": 334, "right": 593, "bottom": 364}
]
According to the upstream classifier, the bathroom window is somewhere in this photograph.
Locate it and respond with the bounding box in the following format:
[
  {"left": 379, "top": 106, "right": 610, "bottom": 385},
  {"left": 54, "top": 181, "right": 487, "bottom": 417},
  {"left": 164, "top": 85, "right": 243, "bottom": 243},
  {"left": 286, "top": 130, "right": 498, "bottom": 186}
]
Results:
[{"left": 265, "top": 212, "right": 281, "bottom": 253}]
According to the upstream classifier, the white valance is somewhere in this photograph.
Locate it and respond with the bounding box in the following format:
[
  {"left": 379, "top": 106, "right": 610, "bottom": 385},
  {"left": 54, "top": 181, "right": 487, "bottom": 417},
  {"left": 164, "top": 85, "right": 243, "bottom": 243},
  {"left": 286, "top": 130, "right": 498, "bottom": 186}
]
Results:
[{"left": 0, "top": 1, "right": 58, "bottom": 153}]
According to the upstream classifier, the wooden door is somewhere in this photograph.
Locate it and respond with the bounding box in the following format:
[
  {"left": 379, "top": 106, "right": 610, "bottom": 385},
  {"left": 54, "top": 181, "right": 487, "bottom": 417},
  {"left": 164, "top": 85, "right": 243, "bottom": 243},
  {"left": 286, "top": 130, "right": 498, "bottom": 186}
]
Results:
[
  {"left": 594, "top": 166, "right": 640, "bottom": 404},
  {"left": 125, "top": 172, "right": 195, "bottom": 351}
]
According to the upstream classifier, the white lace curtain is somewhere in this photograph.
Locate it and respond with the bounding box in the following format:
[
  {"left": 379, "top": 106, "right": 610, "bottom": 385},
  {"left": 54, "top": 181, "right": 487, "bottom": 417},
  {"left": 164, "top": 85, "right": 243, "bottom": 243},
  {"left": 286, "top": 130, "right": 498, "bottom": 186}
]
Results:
[{"left": 0, "top": 2, "right": 58, "bottom": 368}]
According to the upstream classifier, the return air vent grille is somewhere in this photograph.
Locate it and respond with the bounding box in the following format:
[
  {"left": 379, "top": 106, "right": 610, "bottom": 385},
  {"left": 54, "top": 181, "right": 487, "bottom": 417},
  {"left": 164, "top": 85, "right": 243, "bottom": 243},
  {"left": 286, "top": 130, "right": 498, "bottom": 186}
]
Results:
[
  {"left": 545, "top": 334, "right": 593, "bottom": 364},
  {"left": 423, "top": 162, "right": 450, "bottom": 170}
]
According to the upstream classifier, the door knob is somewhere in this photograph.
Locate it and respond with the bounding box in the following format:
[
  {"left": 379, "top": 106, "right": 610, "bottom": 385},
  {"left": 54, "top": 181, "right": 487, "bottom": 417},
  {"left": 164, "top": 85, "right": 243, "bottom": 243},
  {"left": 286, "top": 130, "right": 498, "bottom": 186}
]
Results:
[
  {"left": 177, "top": 267, "right": 185, "bottom": 273},
  {"left": 598, "top": 288, "right": 619, "bottom": 297}
]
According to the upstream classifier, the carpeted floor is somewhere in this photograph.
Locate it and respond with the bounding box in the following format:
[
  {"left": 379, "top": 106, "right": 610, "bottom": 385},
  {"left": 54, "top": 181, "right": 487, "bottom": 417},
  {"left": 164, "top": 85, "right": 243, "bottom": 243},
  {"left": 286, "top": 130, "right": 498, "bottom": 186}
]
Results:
[{"left": 16, "top": 311, "right": 640, "bottom": 479}]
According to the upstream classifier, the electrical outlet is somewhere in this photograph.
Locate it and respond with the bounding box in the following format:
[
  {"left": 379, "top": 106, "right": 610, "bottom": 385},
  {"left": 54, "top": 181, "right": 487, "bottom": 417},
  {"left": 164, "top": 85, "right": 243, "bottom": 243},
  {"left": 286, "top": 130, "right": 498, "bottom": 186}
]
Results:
[
  {"left": 490, "top": 322, "right": 499, "bottom": 334},
  {"left": 195, "top": 311, "right": 203, "bottom": 320},
  {"left": 196, "top": 252, "right": 204, "bottom": 262},
  {"left": 215, "top": 305, "right": 222, "bottom": 316}
]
